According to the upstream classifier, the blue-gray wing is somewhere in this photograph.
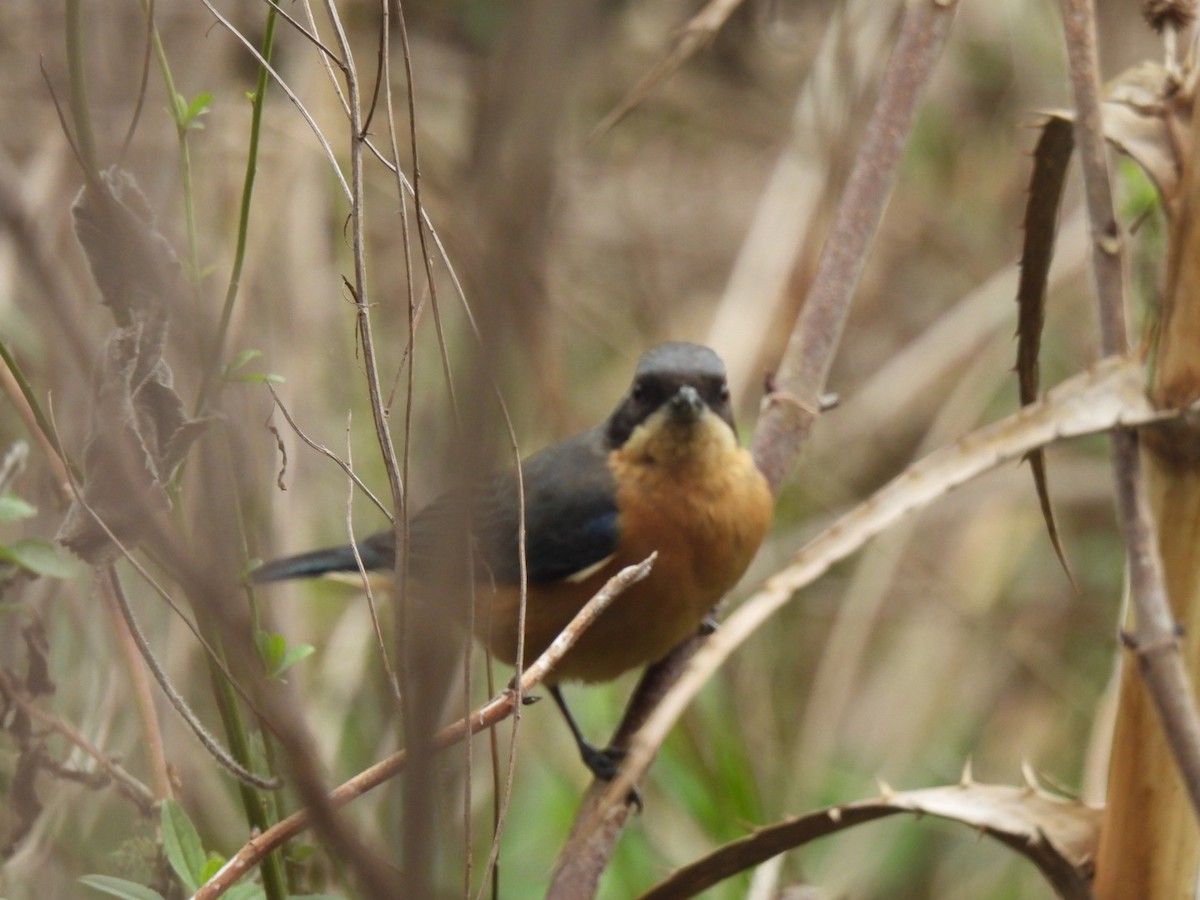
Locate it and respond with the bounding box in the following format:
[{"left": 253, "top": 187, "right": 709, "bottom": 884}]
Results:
[{"left": 408, "top": 427, "right": 620, "bottom": 585}]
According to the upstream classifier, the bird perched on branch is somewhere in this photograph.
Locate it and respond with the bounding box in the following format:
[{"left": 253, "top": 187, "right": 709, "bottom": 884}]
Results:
[{"left": 254, "top": 342, "right": 773, "bottom": 781}]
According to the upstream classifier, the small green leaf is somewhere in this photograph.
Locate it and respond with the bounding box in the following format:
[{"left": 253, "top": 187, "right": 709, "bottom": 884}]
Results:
[
  {"left": 245, "top": 91, "right": 258, "bottom": 103},
  {"left": 275, "top": 643, "right": 315, "bottom": 678},
  {"left": 198, "top": 852, "right": 227, "bottom": 884},
  {"left": 224, "top": 350, "right": 284, "bottom": 384},
  {"left": 226, "top": 884, "right": 267, "bottom": 900},
  {"left": 0, "top": 493, "right": 37, "bottom": 522},
  {"left": 79, "top": 874, "right": 166, "bottom": 900},
  {"left": 256, "top": 630, "right": 286, "bottom": 673},
  {"left": 184, "top": 92, "right": 213, "bottom": 129},
  {"left": 0, "top": 539, "right": 78, "bottom": 578},
  {"left": 224, "top": 349, "right": 263, "bottom": 377},
  {"left": 257, "top": 631, "right": 315, "bottom": 680},
  {"left": 230, "top": 371, "right": 285, "bottom": 384},
  {"left": 161, "top": 798, "right": 206, "bottom": 892}
]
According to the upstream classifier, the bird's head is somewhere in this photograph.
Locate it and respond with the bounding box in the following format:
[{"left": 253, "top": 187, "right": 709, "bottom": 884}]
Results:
[{"left": 605, "top": 343, "right": 738, "bottom": 464}]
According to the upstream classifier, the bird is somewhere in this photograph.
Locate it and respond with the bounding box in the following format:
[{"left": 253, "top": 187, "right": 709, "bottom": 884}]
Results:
[{"left": 253, "top": 342, "right": 774, "bottom": 781}]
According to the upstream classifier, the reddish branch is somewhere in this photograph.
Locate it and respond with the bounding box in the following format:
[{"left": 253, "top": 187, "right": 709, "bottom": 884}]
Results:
[{"left": 190, "top": 555, "right": 655, "bottom": 900}]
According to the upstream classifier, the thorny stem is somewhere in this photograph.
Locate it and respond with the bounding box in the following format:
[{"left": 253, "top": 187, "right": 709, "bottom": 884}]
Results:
[{"left": 1059, "top": 0, "right": 1200, "bottom": 819}]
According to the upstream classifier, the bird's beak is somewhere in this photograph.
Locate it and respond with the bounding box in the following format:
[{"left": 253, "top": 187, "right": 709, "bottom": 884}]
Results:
[{"left": 667, "top": 385, "right": 705, "bottom": 424}]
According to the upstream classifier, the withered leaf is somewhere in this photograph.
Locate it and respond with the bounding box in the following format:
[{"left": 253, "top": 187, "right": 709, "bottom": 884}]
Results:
[
  {"left": 1017, "top": 116, "right": 1077, "bottom": 591},
  {"left": 57, "top": 169, "right": 208, "bottom": 562}
]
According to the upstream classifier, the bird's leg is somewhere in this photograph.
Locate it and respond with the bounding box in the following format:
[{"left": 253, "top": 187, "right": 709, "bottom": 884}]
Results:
[{"left": 549, "top": 685, "right": 626, "bottom": 781}]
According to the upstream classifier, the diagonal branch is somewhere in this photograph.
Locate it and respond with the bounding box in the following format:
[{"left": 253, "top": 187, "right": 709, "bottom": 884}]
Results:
[
  {"left": 751, "top": 0, "right": 959, "bottom": 492},
  {"left": 190, "top": 555, "right": 656, "bottom": 900}
]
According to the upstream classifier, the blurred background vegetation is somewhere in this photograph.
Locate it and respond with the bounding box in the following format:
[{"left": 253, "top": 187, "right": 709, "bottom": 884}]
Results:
[{"left": 0, "top": 1, "right": 1168, "bottom": 897}]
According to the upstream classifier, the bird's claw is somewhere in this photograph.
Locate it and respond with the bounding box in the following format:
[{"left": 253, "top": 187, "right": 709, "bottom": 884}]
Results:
[{"left": 580, "top": 744, "right": 643, "bottom": 811}]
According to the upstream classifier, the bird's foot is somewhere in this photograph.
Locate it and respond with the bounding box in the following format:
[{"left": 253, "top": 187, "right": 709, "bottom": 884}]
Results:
[
  {"left": 580, "top": 743, "right": 643, "bottom": 811},
  {"left": 580, "top": 742, "right": 625, "bottom": 781}
]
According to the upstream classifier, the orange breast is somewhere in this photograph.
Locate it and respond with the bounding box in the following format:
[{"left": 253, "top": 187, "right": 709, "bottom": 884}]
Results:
[{"left": 478, "top": 414, "right": 772, "bottom": 683}]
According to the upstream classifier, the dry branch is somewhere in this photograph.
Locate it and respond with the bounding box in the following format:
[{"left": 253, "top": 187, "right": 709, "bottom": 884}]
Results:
[
  {"left": 639, "top": 773, "right": 1101, "bottom": 899},
  {"left": 191, "top": 555, "right": 655, "bottom": 900},
  {"left": 1060, "top": 0, "right": 1200, "bottom": 823}
]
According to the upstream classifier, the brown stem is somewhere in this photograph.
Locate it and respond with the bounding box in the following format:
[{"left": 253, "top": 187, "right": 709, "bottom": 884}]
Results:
[{"left": 1059, "top": 0, "right": 1200, "bottom": 821}]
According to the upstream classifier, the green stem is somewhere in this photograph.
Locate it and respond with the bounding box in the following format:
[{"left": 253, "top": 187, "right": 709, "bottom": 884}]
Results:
[
  {"left": 195, "top": 6, "right": 278, "bottom": 414},
  {"left": 138, "top": 10, "right": 286, "bottom": 898},
  {"left": 0, "top": 338, "right": 74, "bottom": 477},
  {"left": 64, "top": 0, "right": 99, "bottom": 177},
  {"left": 203, "top": 640, "right": 289, "bottom": 900},
  {"left": 140, "top": 16, "right": 202, "bottom": 287}
]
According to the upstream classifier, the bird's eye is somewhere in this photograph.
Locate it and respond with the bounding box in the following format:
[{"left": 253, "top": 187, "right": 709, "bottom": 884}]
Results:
[
  {"left": 719, "top": 384, "right": 730, "bottom": 402},
  {"left": 631, "top": 382, "right": 644, "bottom": 401}
]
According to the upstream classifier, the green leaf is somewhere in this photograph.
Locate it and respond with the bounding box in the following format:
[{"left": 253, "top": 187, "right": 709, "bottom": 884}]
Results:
[
  {"left": 0, "top": 493, "right": 37, "bottom": 522},
  {"left": 275, "top": 643, "right": 315, "bottom": 678},
  {"left": 224, "top": 349, "right": 263, "bottom": 377},
  {"left": 257, "top": 631, "right": 315, "bottom": 680},
  {"left": 223, "top": 350, "right": 283, "bottom": 384},
  {"left": 0, "top": 539, "right": 78, "bottom": 578},
  {"left": 226, "top": 884, "right": 267, "bottom": 900},
  {"left": 230, "top": 371, "right": 285, "bottom": 384},
  {"left": 78, "top": 875, "right": 166, "bottom": 900},
  {"left": 198, "top": 852, "right": 227, "bottom": 884},
  {"left": 161, "top": 798, "right": 206, "bottom": 892},
  {"left": 184, "top": 92, "right": 213, "bottom": 129},
  {"left": 256, "top": 630, "right": 286, "bottom": 673}
]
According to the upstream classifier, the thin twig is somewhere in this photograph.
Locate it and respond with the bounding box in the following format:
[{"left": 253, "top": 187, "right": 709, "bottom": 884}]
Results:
[
  {"left": 191, "top": 555, "right": 656, "bottom": 900},
  {"left": 266, "top": 384, "right": 391, "bottom": 521},
  {"left": 591, "top": 0, "right": 747, "bottom": 138},
  {"left": 99, "top": 573, "right": 173, "bottom": 801},
  {"left": 0, "top": 670, "right": 157, "bottom": 816},
  {"left": 47, "top": 404, "right": 282, "bottom": 788},
  {"left": 198, "top": 0, "right": 351, "bottom": 201},
  {"left": 101, "top": 567, "right": 282, "bottom": 790},
  {"left": 341, "top": 414, "right": 401, "bottom": 704}
]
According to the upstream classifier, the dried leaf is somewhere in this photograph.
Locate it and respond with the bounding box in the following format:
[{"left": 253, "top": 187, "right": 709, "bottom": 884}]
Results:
[
  {"left": 1018, "top": 116, "right": 1077, "bottom": 590},
  {"left": 56, "top": 169, "right": 207, "bottom": 562},
  {"left": 70, "top": 168, "right": 186, "bottom": 328},
  {"left": 641, "top": 778, "right": 1101, "bottom": 899},
  {"left": 22, "top": 621, "right": 55, "bottom": 697},
  {"left": 1042, "top": 61, "right": 1188, "bottom": 208}
]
